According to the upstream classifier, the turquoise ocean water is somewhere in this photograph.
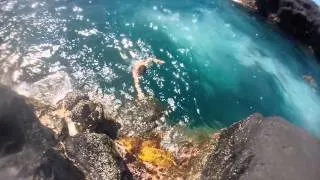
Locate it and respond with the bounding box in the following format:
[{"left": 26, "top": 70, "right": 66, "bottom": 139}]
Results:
[{"left": 1, "top": 0, "right": 320, "bottom": 135}]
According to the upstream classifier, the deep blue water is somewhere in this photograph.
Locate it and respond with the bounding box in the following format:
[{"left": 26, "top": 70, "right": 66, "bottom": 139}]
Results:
[{"left": 1, "top": 0, "right": 320, "bottom": 135}]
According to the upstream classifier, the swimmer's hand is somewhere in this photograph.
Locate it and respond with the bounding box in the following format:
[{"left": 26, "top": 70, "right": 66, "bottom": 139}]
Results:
[
  {"left": 152, "top": 59, "right": 165, "bottom": 65},
  {"left": 157, "top": 60, "right": 165, "bottom": 64}
]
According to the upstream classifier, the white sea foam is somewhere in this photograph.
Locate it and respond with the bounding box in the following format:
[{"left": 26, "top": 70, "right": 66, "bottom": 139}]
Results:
[
  {"left": 72, "top": 6, "right": 83, "bottom": 12},
  {"left": 1, "top": 0, "right": 320, "bottom": 135},
  {"left": 137, "top": 5, "right": 320, "bottom": 134},
  {"left": 77, "top": 28, "right": 99, "bottom": 36},
  {"left": 1, "top": 0, "right": 17, "bottom": 11}
]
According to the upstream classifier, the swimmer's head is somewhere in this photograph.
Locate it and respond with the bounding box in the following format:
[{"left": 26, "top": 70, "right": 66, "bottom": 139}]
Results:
[{"left": 137, "top": 65, "right": 147, "bottom": 76}]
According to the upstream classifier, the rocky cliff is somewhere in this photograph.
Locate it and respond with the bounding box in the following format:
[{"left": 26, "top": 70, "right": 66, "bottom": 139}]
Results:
[
  {"left": 1, "top": 85, "right": 320, "bottom": 180},
  {"left": 234, "top": 0, "right": 320, "bottom": 58},
  {"left": 201, "top": 113, "right": 320, "bottom": 180},
  {"left": 0, "top": 85, "right": 131, "bottom": 180}
]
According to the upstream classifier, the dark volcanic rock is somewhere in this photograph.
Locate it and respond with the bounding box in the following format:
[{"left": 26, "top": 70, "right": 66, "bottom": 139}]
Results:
[
  {"left": 0, "top": 86, "right": 130, "bottom": 180},
  {"left": 0, "top": 85, "right": 84, "bottom": 180},
  {"left": 35, "top": 149, "right": 85, "bottom": 180},
  {"left": 60, "top": 91, "right": 121, "bottom": 138},
  {"left": 65, "top": 133, "right": 132, "bottom": 180},
  {"left": 60, "top": 91, "right": 90, "bottom": 111},
  {"left": 0, "top": 147, "right": 85, "bottom": 180},
  {"left": 0, "top": 85, "right": 55, "bottom": 156},
  {"left": 201, "top": 114, "right": 320, "bottom": 180},
  {"left": 117, "top": 98, "right": 164, "bottom": 137},
  {"left": 240, "top": 0, "right": 320, "bottom": 58},
  {"left": 70, "top": 99, "right": 104, "bottom": 132}
]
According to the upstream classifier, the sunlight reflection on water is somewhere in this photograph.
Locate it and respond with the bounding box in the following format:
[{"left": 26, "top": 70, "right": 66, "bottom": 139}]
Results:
[{"left": 0, "top": 0, "right": 320, "bottom": 135}]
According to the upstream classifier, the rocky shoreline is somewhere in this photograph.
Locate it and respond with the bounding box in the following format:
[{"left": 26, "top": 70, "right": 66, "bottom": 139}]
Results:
[
  {"left": 232, "top": 0, "right": 320, "bottom": 59},
  {"left": 1, "top": 84, "right": 320, "bottom": 179},
  {"left": 0, "top": 85, "right": 217, "bottom": 179},
  {"left": 1, "top": 0, "right": 320, "bottom": 179}
]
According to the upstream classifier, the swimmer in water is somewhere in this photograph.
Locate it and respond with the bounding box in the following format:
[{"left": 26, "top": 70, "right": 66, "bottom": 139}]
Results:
[{"left": 132, "top": 58, "right": 165, "bottom": 99}]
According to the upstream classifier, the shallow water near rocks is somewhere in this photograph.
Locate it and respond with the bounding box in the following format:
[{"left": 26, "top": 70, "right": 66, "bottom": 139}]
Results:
[{"left": 1, "top": 0, "right": 320, "bottom": 136}]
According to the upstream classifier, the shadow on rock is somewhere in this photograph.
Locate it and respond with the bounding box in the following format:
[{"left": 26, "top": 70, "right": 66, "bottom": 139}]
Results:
[
  {"left": 54, "top": 91, "right": 134, "bottom": 179},
  {"left": 0, "top": 84, "right": 85, "bottom": 180},
  {"left": 34, "top": 149, "right": 85, "bottom": 180},
  {"left": 59, "top": 91, "right": 122, "bottom": 139},
  {"left": 95, "top": 119, "right": 122, "bottom": 139}
]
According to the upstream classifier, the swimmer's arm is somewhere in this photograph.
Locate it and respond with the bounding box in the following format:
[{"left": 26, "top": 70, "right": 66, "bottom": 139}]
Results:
[
  {"left": 133, "top": 73, "right": 145, "bottom": 99},
  {"left": 152, "top": 58, "right": 165, "bottom": 64},
  {"left": 144, "top": 58, "right": 165, "bottom": 66}
]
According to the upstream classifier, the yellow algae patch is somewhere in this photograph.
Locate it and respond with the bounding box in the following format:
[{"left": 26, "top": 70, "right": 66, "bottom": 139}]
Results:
[
  {"left": 117, "top": 137, "right": 176, "bottom": 169},
  {"left": 138, "top": 140, "right": 176, "bottom": 168},
  {"left": 117, "top": 137, "right": 138, "bottom": 153}
]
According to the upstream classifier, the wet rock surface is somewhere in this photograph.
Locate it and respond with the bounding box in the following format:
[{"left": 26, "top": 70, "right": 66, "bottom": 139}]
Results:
[
  {"left": 201, "top": 114, "right": 320, "bottom": 180},
  {"left": 234, "top": 0, "right": 320, "bottom": 58}
]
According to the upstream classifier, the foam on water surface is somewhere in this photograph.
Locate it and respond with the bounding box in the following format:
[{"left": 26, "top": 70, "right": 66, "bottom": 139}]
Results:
[
  {"left": 0, "top": 0, "right": 320, "bottom": 135},
  {"left": 134, "top": 1, "right": 320, "bottom": 134}
]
